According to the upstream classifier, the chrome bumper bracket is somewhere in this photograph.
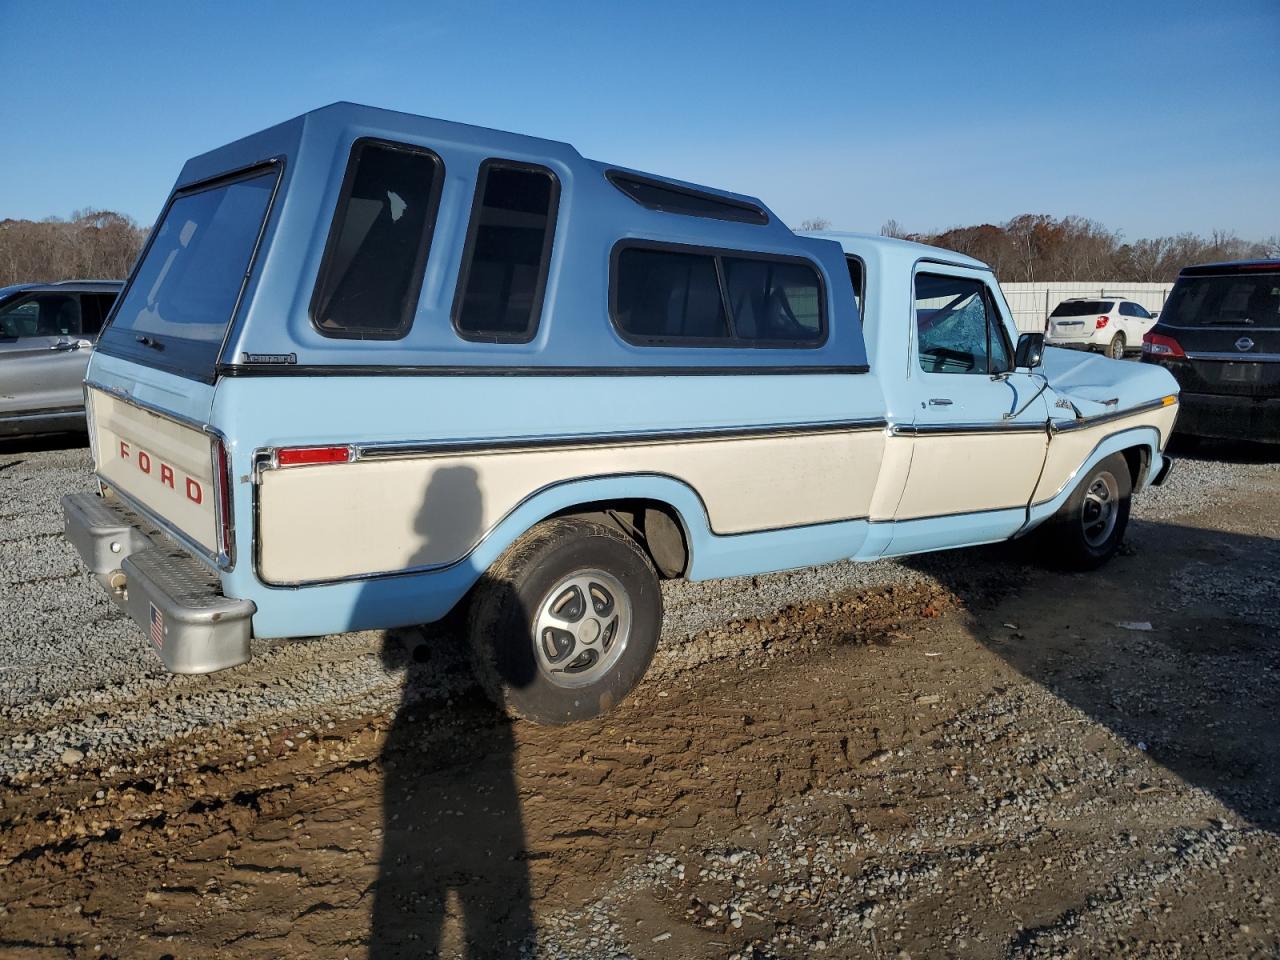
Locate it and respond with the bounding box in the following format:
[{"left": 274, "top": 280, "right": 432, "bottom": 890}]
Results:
[{"left": 61, "top": 492, "right": 255, "bottom": 674}]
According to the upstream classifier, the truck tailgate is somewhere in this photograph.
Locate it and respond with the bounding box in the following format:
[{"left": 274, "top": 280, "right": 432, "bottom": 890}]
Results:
[{"left": 88, "top": 387, "right": 219, "bottom": 554}]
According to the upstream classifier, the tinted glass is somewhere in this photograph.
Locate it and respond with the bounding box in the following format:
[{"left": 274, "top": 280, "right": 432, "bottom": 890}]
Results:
[
  {"left": 0, "top": 294, "right": 81, "bottom": 338},
  {"left": 1118, "top": 302, "right": 1137, "bottom": 316},
  {"left": 915, "top": 274, "right": 1010, "bottom": 374},
  {"left": 83, "top": 293, "right": 118, "bottom": 335},
  {"left": 1050, "top": 300, "right": 1112, "bottom": 317},
  {"left": 723, "top": 257, "right": 822, "bottom": 342},
  {"left": 108, "top": 171, "right": 274, "bottom": 346},
  {"left": 614, "top": 248, "right": 729, "bottom": 341},
  {"left": 454, "top": 163, "right": 558, "bottom": 341},
  {"left": 608, "top": 173, "right": 767, "bottom": 225},
  {"left": 1160, "top": 274, "right": 1280, "bottom": 328},
  {"left": 846, "top": 256, "right": 865, "bottom": 317},
  {"left": 312, "top": 141, "right": 442, "bottom": 339}
]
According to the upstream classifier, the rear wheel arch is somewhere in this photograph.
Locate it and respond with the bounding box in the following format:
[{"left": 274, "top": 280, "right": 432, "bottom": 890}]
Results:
[{"left": 549, "top": 497, "right": 691, "bottom": 579}]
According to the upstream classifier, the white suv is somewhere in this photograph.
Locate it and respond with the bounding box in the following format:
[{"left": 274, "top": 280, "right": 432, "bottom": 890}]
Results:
[{"left": 1044, "top": 297, "right": 1157, "bottom": 359}]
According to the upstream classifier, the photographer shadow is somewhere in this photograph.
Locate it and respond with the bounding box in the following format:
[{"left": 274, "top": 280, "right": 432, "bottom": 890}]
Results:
[{"left": 365, "top": 464, "right": 535, "bottom": 958}]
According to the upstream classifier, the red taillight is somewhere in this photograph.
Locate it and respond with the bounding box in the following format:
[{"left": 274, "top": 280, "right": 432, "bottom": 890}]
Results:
[
  {"left": 1142, "top": 332, "right": 1185, "bottom": 358},
  {"left": 214, "top": 438, "right": 234, "bottom": 563},
  {"left": 277, "top": 445, "right": 352, "bottom": 466},
  {"left": 1095, "top": 315, "right": 1110, "bottom": 329}
]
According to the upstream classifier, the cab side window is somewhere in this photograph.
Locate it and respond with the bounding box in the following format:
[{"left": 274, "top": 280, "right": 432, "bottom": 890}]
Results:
[{"left": 914, "top": 273, "right": 1010, "bottom": 375}]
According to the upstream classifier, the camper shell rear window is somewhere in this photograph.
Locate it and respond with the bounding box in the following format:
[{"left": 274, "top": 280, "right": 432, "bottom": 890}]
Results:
[{"left": 97, "top": 162, "right": 281, "bottom": 382}]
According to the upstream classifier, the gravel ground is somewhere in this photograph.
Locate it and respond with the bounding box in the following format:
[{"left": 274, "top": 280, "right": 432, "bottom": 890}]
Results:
[{"left": 1, "top": 439, "right": 1275, "bottom": 784}]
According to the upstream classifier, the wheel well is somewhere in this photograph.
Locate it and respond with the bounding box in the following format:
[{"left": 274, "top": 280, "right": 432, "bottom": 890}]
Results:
[
  {"left": 1121, "top": 445, "right": 1149, "bottom": 490},
  {"left": 549, "top": 499, "right": 690, "bottom": 578}
]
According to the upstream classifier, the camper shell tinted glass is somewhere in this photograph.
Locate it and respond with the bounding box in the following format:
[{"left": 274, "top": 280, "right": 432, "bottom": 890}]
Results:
[
  {"left": 610, "top": 241, "right": 826, "bottom": 347},
  {"left": 311, "top": 138, "right": 444, "bottom": 340},
  {"left": 452, "top": 160, "right": 560, "bottom": 343},
  {"left": 98, "top": 164, "right": 280, "bottom": 380}
]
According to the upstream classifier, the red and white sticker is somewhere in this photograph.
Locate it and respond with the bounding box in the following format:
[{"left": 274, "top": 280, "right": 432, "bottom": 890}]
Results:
[{"left": 149, "top": 602, "right": 165, "bottom": 650}]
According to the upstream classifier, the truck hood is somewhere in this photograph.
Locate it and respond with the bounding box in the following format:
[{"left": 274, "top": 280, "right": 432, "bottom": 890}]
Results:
[{"left": 1041, "top": 346, "right": 1178, "bottom": 418}]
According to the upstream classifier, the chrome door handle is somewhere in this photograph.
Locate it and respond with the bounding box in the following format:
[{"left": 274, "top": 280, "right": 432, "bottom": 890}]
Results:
[
  {"left": 50, "top": 340, "right": 75, "bottom": 351},
  {"left": 928, "top": 398, "right": 953, "bottom": 406}
]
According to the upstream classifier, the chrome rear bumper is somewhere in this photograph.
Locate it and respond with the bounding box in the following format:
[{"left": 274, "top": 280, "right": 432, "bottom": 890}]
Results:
[{"left": 61, "top": 491, "right": 255, "bottom": 674}]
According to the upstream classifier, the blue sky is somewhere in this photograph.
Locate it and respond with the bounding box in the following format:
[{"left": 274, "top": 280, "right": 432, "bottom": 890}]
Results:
[{"left": 1, "top": 0, "right": 1277, "bottom": 239}]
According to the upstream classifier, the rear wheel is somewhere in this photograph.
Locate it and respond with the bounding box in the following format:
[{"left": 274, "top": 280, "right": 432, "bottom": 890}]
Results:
[
  {"left": 1105, "top": 332, "right": 1126, "bottom": 359},
  {"left": 1036, "top": 452, "right": 1132, "bottom": 570},
  {"left": 467, "top": 517, "right": 662, "bottom": 724}
]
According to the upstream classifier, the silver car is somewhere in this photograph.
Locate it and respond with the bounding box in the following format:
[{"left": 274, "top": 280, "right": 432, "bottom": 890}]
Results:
[{"left": 0, "top": 280, "right": 123, "bottom": 437}]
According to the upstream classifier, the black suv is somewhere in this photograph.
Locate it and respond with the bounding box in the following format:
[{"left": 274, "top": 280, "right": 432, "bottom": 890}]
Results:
[{"left": 1141, "top": 260, "right": 1280, "bottom": 443}]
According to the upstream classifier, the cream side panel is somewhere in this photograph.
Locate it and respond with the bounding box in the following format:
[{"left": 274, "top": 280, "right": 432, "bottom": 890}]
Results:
[
  {"left": 90, "top": 390, "right": 218, "bottom": 551},
  {"left": 868, "top": 435, "right": 914, "bottom": 520},
  {"left": 1034, "top": 405, "right": 1178, "bottom": 503},
  {"left": 258, "top": 430, "right": 885, "bottom": 584},
  {"left": 895, "top": 433, "right": 1048, "bottom": 520}
]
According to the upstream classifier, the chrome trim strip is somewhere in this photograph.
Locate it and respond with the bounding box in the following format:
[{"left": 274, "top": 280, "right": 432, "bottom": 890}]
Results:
[
  {"left": 1048, "top": 396, "right": 1174, "bottom": 434},
  {"left": 890, "top": 421, "right": 1048, "bottom": 437},
  {"left": 867, "top": 502, "right": 1024, "bottom": 524},
  {"left": 1185, "top": 351, "right": 1280, "bottom": 363},
  {"left": 350, "top": 419, "right": 889, "bottom": 460}
]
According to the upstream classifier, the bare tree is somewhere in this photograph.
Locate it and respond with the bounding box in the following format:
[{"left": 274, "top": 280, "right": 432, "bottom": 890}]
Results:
[
  {"left": 795, "top": 217, "right": 831, "bottom": 232},
  {"left": 880, "top": 219, "right": 907, "bottom": 239},
  {"left": 0, "top": 211, "right": 148, "bottom": 287}
]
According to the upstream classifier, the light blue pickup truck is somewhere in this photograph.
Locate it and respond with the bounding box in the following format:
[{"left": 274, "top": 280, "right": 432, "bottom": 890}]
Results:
[{"left": 62, "top": 103, "right": 1178, "bottom": 723}]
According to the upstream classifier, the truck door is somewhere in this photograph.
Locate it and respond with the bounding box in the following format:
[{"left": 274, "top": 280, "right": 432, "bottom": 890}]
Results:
[{"left": 892, "top": 270, "right": 1049, "bottom": 545}]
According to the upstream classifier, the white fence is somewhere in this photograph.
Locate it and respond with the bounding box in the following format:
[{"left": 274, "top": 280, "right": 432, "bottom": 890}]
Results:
[{"left": 999, "top": 282, "right": 1174, "bottom": 333}]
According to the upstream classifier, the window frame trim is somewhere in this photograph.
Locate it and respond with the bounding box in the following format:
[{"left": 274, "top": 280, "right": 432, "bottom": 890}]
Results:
[
  {"left": 605, "top": 170, "right": 769, "bottom": 226},
  {"left": 309, "top": 137, "right": 445, "bottom": 342},
  {"left": 912, "top": 270, "right": 1014, "bottom": 376},
  {"left": 608, "top": 239, "right": 829, "bottom": 350},
  {"left": 450, "top": 158, "right": 562, "bottom": 345}
]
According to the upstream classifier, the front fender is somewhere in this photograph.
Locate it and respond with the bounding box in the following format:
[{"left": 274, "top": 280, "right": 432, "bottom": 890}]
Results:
[{"left": 1021, "top": 425, "right": 1163, "bottom": 533}]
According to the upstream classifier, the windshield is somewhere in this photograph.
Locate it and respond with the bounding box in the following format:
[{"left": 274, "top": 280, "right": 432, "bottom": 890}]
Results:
[
  {"left": 1160, "top": 274, "right": 1280, "bottom": 328},
  {"left": 1050, "top": 300, "right": 1112, "bottom": 317},
  {"left": 99, "top": 166, "right": 278, "bottom": 377}
]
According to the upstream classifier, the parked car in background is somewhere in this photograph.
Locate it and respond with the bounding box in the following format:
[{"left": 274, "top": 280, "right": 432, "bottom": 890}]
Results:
[
  {"left": 1045, "top": 296, "right": 1157, "bottom": 359},
  {"left": 1142, "top": 259, "right": 1280, "bottom": 444},
  {"left": 0, "top": 280, "right": 123, "bottom": 436}
]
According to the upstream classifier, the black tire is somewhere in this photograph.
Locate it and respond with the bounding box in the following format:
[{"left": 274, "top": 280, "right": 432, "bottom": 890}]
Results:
[
  {"left": 1036, "top": 452, "right": 1133, "bottom": 570},
  {"left": 467, "top": 517, "right": 662, "bottom": 725},
  {"left": 1106, "top": 333, "right": 1126, "bottom": 359}
]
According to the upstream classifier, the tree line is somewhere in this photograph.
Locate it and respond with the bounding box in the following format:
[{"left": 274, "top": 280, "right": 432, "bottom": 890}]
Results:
[
  {"left": 2, "top": 208, "right": 1275, "bottom": 289},
  {"left": 0, "top": 211, "right": 148, "bottom": 288},
  {"left": 799, "top": 214, "right": 1278, "bottom": 283}
]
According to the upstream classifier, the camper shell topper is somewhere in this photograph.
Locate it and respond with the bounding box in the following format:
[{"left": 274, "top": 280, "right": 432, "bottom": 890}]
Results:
[{"left": 66, "top": 102, "right": 1177, "bottom": 725}]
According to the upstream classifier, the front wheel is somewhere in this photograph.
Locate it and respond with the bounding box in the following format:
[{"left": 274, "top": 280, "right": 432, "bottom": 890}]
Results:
[
  {"left": 467, "top": 517, "right": 662, "bottom": 724},
  {"left": 1036, "top": 452, "right": 1132, "bottom": 570},
  {"left": 1105, "top": 332, "right": 1126, "bottom": 359}
]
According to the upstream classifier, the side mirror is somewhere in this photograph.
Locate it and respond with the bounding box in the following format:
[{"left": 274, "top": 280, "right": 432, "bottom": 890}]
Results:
[{"left": 1014, "top": 332, "right": 1045, "bottom": 370}]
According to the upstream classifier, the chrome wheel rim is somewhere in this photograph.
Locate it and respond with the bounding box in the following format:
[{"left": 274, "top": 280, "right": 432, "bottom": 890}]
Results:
[
  {"left": 1081, "top": 470, "right": 1120, "bottom": 547},
  {"left": 1108, "top": 337, "right": 1123, "bottom": 358},
  {"left": 532, "top": 569, "right": 632, "bottom": 688}
]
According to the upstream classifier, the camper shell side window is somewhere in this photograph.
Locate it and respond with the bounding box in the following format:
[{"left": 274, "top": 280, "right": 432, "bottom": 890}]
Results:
[
  {"left": 452, "top": 159, "right": 561, "bottom": 344},
  {"left": 310, "top": 138, "right": 444, "bottom": 341},
  {"left": 609, "top": 240, "right": 827, "bottom": 349}
]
